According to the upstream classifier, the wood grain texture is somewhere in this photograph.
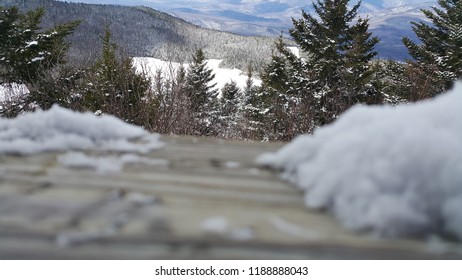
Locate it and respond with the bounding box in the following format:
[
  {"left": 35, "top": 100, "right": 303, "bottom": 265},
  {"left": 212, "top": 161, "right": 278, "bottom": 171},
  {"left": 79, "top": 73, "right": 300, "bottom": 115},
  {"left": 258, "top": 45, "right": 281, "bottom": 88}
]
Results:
[{"left": 0, "top": 135, "right": 461, "bottom": 259}]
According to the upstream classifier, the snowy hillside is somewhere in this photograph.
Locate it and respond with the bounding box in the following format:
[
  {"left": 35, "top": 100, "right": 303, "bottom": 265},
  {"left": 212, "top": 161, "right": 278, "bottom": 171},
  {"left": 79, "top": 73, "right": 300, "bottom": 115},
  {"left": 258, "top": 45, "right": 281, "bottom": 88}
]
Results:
[
  {"left": 1, "top": 57, "right": 259, "bottom": 110},
  {"left": 133, "top": 57, "right": 261, "bottom": 94}
]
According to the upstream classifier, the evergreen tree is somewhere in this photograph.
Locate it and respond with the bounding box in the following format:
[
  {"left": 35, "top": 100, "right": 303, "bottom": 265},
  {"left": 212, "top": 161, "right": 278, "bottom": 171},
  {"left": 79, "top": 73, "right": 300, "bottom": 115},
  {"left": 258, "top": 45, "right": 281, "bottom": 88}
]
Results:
[
  {"left": 244, "top": 63, "right": 254, "bottom": 96},
  {"left": 241, "top": 63, "right": 266, "bottom": 139},
  {"left": 343, "top": 17, "right": 381, "bottom": 104},
  {"left": 257, "top": 0, "right": 379, "bottom": 140},
  {"left": 370, "top": 60, "right": 407, "bottom": 104},
  {"left": 219, "top": 80, "right": 242, "bottom": 138},
  {"left": 0, "top": 5, "right": 79, "bottom": 116},
  {"left": 257, "top": 36, "right": 315, "bottom": 140},
  {"left": 185, "top": 48, "right": 219, "bottom": 136},
  {"left": 288, "top": 0, "right": 379, "bottom": 125},
  {"left": 261, "top": 37, "right": 308, "bottom": 96},
  {"left": 81, "top": 26, "right": 150, "bottom": 125},
  {"left": 221, "top": 80, "right": 241, "bottom": 115},
  {"left": 0, "top": 6, "right": 79, "bottom": 85},
  {"left": 402, "top": 0, "right": 462, "bottom": 93}
]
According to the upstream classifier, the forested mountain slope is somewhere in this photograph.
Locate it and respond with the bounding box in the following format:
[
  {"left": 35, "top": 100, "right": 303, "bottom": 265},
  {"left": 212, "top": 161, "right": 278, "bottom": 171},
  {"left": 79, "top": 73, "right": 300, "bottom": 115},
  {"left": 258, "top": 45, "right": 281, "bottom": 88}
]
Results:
[{"left": 0, "top": 0, "right": 276, "bottom": 69}]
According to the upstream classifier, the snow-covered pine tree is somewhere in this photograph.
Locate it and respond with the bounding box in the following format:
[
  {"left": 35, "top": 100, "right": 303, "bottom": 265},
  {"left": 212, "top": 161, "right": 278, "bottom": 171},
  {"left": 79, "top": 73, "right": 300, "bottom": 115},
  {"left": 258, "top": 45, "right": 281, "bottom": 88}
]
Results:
[
  {"left": 257, "top": 36, "right": 317, "bottom": 140},
  {"left": 257, "top": 0, "right": 379, "bottom": 139},
  {"left": 221, "top": 81, "right": 240, "bottom": 116},
  {"left": 244, "top": 63, "right": 254, "bottom": 96},
  {"left": 240, "top": 63, "right": 266, "bottom": 139},
  {"left": 289, "top": 0, "right": 379, "bottom": 125},
  {"left": 185, "top": 48, "right": 219, "bottom": 136},
  {"left": 0, "top": 5, "right": 80, "bottom": 116},
  {"left": 219, "top": 80, "right": 242, "bottom": 138},
  {"left": 369, "top": 59, "right": 408, "bottom": 104},
  {"left": 343, "top": 17, "right": 381, "bottom": 104},
  {"left": 402, "top": 0, "right": 462, "bottom": 94},
  {"left": 80, "top": 26, "right": 150, "bottom": 126},
  {"left": 0, "top": 6, "right": 79, "bottom": 85}
]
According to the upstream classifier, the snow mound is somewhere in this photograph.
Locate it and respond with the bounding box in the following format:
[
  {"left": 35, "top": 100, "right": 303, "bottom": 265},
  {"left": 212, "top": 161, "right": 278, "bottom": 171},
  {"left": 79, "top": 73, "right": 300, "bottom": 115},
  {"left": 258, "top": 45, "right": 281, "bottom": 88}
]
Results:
[
  {"left": 258, "top": 82, "right": 462, "bottom": 240},
  {"left": 0, "top": 105, "right": 163, "bottom": 155}
]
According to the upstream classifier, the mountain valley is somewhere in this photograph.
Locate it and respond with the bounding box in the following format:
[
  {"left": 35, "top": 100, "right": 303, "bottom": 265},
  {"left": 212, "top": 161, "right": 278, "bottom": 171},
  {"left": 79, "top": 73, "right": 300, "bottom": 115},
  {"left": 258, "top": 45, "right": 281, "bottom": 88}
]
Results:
[{"left": 56, "top": 0, "right": 437, "bottom": 60}]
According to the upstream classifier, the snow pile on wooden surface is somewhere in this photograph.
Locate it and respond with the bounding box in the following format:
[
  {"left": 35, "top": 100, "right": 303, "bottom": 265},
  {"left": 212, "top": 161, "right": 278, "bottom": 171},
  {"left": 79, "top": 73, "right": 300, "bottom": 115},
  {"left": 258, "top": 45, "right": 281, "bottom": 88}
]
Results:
[
  {"left": 258, "top": 82, "right": 462, "bottom": 240},
  {"left": 0, "top": 105, "right": 163, "bottom": 155}
]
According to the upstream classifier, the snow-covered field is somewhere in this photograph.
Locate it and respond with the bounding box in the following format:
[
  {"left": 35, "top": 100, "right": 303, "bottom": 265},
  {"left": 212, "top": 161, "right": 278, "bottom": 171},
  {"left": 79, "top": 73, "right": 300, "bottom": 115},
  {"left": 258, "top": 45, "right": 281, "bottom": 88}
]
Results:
[
  {"left": 258, "top": 82, "right": 462, "bottom": 241},
  {"left": 1, "top": 56, "right": 261, "bottom": 108},
  {"left": 0, "top": 83, "right": 29, "bottom": 104},
  {"left": 2, "top": 56, "right": 260, "bottom": 97},
  {"left": 133, "top": 57, "right": 262, "bottom": 94}
]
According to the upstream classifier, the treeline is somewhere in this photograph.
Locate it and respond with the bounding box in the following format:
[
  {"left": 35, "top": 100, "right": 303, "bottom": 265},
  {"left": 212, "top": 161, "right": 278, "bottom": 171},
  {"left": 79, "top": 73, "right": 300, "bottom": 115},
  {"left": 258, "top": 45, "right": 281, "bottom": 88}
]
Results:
[{"left": 1, "top": 0, "right": 462, "bottom": 141}]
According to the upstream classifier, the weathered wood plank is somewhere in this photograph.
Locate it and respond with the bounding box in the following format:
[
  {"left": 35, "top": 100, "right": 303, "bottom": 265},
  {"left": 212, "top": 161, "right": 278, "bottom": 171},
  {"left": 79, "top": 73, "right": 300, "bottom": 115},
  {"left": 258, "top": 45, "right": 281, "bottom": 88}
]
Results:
[{"left": 0, "top": 135, "right": 461, "bottom": 259}]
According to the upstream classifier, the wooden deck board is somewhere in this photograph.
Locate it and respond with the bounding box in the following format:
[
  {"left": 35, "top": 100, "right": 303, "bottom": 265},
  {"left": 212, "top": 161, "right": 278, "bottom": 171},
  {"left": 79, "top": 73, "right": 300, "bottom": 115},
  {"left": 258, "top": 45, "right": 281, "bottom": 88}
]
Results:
[{"left": 0, "top": 135, "right": 461, "bottom": 259}]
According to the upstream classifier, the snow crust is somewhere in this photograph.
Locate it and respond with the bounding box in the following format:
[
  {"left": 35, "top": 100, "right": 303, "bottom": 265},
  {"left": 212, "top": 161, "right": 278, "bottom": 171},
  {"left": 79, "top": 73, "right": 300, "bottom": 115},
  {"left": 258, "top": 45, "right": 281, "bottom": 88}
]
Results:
[
  {"left": 58, "top": 152, "right": 168, "bottom": 174},
  {"left": 200, "top": 216, "right": 255, "bottom": 241},
  {"left": 0, "top": 105, "right": 163, "bottom": 155},
  {"left": 258, "top": 82, "right": 462, "bottom": 240}
]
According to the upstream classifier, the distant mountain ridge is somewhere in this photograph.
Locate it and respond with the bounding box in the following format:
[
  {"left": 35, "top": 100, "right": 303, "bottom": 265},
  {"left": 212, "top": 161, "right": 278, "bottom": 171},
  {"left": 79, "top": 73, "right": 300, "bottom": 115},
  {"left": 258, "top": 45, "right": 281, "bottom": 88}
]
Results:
[
  {"left": 0, "top": 0, "right": 277, "bottom": 70},
  {"left": 2, "top": 0, "right": 438, "bottom": 61},
  {"left": 159, "top": 0, "right": 436, "bottom": 60},
  {"left": 56, "top": 0, "right": 435, "bottom": 60}
]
